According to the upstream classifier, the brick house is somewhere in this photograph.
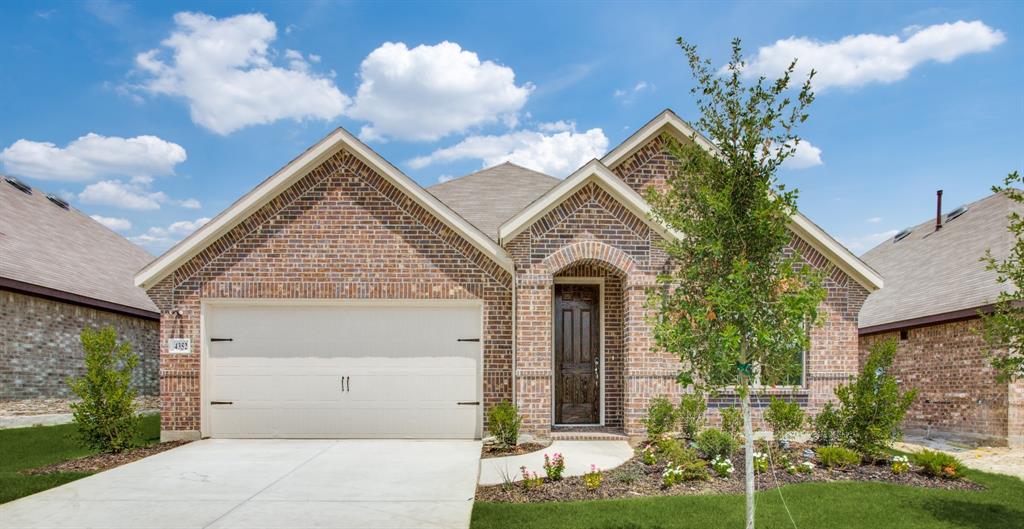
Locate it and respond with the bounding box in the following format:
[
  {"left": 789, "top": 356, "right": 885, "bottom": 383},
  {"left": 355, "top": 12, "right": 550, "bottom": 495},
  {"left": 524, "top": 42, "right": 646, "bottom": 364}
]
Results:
[
  {"left": 134, "top": 110, "right": 882, "bottom": 442},
  {"left": 1, "top": 176, "right": 160, "bottom": 402},
  {"left": 859, "top": 191, "right": 1024, "bottom": 447}
]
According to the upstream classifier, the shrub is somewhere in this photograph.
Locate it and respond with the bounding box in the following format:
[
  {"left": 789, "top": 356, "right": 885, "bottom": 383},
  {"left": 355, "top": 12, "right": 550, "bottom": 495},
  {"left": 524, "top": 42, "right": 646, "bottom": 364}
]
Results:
[
  {"left": 487, "top": 401, "right": 522, "bottom": 448},
  {"left": 543, "top": 453, "right": 565, "bottom": 481},
  {"left": 615, "top": 467, "right": 641, "bottom": 484},
  {"left": 833, "top": 339, "right": 917, "bottom": 458},
  {"left": 710, "top": 456, "right": 734, "bottom": 478},
  {"left": 786, "top": 461, "right": 814, "bottom": 475},
  {"left": 816, "top": 446, "right": 860, "bottom": 469},
  {"left": 719, "top": 406, "right": 743, "bottom": 439},
  {"left": 695, "top": 428, "right": 739, "bottom": 460},
  {"left": 677, "top": 392, "right": 707, "bottom": 439},
  {"left": 661, "top": 446, "right": 709, "bottom": 486},
  {"left": 752, "top": 452, "right": 769, "bottom": 474},
  {"left": 911, "top": 449, "right": 965, "bottom": 479},
  {"left": 811, "top": 401, "right": 844, "bottom": 446},
  {"left": 764, "top": 396, "right": 805, "bottom": 444},
  {"left": 643, "top": 396, "right": 678, "bottom": 439},
  {"left": 583, "top": 465, "right": 603, "bottom": 490},
  {"left": 67, "top": 326, "right": 140, "bottom": 453},
  {"left": 891, "top": 455, "right": 910, "bottom": 475},
  {"left": 519, "top": 466, "right": 543, "bottom": 489},
  {"left": 640, "top": 444, "right": 658, "bottom": 465}
]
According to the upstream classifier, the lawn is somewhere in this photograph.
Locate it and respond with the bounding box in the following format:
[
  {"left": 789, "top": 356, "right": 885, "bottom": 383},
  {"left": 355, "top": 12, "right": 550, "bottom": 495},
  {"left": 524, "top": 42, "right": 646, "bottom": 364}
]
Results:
[
  {"left": 0, "top": 414, "right": 160, "bottom": 504},
  {"left": 471, "top": 468, "right": 1024, "bottom": 529}
]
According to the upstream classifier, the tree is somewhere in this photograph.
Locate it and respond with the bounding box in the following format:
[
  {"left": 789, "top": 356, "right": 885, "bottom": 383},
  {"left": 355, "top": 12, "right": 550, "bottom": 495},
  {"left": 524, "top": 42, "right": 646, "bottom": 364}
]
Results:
[
  {"left": 67, "top": 326, "right": 141, "bottom": 452},
  {"left": 980, "top": 171, "right": 1024, "bottom": 382},
  {"left": 649, "top": 38, "right": 826, "bottom": 529}
]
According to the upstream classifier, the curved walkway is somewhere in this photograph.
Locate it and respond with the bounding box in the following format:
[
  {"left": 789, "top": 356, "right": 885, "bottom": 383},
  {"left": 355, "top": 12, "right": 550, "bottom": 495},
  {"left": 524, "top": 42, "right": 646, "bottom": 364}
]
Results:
[{"left": 478, "top": 440, "right": 633, "bottom": 486}]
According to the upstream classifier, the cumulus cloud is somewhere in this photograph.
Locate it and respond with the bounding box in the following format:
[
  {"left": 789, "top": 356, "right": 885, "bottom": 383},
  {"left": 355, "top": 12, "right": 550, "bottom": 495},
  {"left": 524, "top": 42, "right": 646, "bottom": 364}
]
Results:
[
  {"left": 0, "top": 133, "right": 186, "bottom": 182},
  {"left": 867, "top": 216, "right": 883, "bottom": 224},
  {"left": 130, "top": 216, "right": 210, "bottom": 250},
  {"left": 78, "top": 179, "right": 199, "bottom": 211},
  {"left": 782, "top": 140, "right": 823, "bottom": 169},
  {"left": 347, "top": 41, "right": 533, "bottom": 142},
  {"left": 841, "top": 229, "right": 899, "bottom": 254},
  {"left": 409, "top": 122, "right": 608, "bottom": 177},
  {"left": 89, "top": 215, "right": 133, "bottom": 232},
  {"left": 133, "top": 12, "right": 348, "bottom": 135},
  {"left": 739, "top": 20, "right": 1005, "bottom": 90}
]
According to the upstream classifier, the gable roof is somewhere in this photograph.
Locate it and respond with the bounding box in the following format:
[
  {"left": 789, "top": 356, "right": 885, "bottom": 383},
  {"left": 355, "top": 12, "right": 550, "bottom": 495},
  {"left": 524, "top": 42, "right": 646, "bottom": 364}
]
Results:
[
  {"left": 859, "top": 191, "right": 1020, "bottom": 332},
  {"left": 427, "top": 162, "right": 559, "bottom": 241},
  {"left": 134, "top": 128, "right": 513, "bottom": 289},
  {"left": 1, "top": 177, "right": 158, "bottom": 317}
]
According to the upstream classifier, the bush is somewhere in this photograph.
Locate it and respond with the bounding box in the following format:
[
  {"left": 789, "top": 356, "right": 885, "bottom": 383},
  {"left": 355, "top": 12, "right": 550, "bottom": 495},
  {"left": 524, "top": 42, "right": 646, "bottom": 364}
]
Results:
[
  {"left": 911, "top": 449, "right": 965, "bottom": 479},
  {"left": 811, "top": 401, "right": 844, "bottom": 446},
  {"left": 519, "top": 466, "right": 543, "bottom": 489},
  {"left": 695, "top": 428, "right": 739, "bottom": 460},
  {"left": 719, "top": 406, "right": 743, "bottom": 439},
  {"left": 833, "top": 339, "right": 917, "bottom": 458},
  {"left": 891, "top": 455, "right": 910, "bottom": 475},
  {"left": 677, "top": 392, "right": 707, "bottom": 440},
  {"left": 487, "top": 401, "right": 522, "bottom": 447},
  {"left": 815, "top": 446, "right": 860, "bottom": 469},
  {"left": 67, "top": 326, "right": 140, "bottom": 453},
  {"left": 543, "top": 452, "right": 565, "bottom": 481},
  {"left": 583, "top": 465, "right": 603, "bottom": 490},
  {"left": 764, "top": 396, "right": 805, "bottom": 444},
  {"left": 710, "top": 456, "right": 734, "bottom": 477},
  {"left": 752, "top": 452, "right": 769, "bottom": 473},
  {"left": 659, "top": 440, "right": 709, "bottom": 485},
  {"left": 643, "top": 396, "right": 678, "bottom": 439}
]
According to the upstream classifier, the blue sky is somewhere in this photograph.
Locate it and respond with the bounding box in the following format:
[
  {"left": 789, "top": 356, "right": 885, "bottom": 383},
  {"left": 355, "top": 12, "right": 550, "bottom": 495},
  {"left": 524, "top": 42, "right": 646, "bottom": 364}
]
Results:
[{"left": 1, "top": 1, "right": 1021, "bottom": 255}]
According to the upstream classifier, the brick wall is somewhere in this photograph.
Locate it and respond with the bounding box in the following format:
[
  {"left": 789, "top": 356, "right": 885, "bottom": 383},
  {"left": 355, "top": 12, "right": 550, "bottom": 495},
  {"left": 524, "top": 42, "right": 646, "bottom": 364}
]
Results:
[{"left": 0, "top": 289, "right": 159, "bottom": 399}]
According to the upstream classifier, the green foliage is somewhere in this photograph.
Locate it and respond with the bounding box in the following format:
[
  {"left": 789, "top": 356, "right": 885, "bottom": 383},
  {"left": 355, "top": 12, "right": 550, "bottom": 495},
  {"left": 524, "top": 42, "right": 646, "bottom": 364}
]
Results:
[
  {"left": 811, "top": 401, "right": 844, "bottom": 446},
  {"left": 677, "top": 393, "right": 707, "bottom": 440},
  {"left": 752, "top": 452, "right": 769, "bottom": 474},
  {"left": 66, "top": 327, "right": 140, "bottom": 453},
  {"left": 519, "top": 466, "right": 543, "bottom": 489},
  {"left": 643, "top": 396, "right": 678, "bottom": 439},
  {"left": 543, "top": 453, "right": 565, "bottom": 481},
  {"left": 911, "top": 449, "right": 966, "bottom": 479},
  {"left": 695, "top": 428, "right": 739, "bottom": 460},
  {"left": 487, "top": 401, "right": 522, "bottom": 448},
  {"left": 719, "top": 406, "right": 743, "bottom": 439},
  {"left": 764, "top": 397, "right": 805, "bottom": 444},
  {"left": 980, "top": 171, "right": 1024, "bottom": 382},
  {"left": 815, "top": 446, "right": 860, "bottom": 469},
  {"left": 833, "top": 339, "right": 917, "bottom": 458},
  {"left": 583, "top": 465, "right": 603, "bottom": 490},
  {"left": 659, "top": 439, "right": 710, "bottom": 486}
]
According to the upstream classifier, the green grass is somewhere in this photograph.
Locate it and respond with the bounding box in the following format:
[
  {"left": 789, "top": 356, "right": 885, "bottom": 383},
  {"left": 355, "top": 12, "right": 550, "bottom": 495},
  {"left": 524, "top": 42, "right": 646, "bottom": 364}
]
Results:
[
  {"left": 471, "top": 469, "right": 1024, "bottom": 529},
  {"left": 0, "top": 414, "right": 160, "bottom": 504}
]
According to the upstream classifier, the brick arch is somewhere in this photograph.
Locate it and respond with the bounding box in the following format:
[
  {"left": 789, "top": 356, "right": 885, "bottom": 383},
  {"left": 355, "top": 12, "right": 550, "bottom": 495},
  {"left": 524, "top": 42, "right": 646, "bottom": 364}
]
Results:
[{"left": 542, "top": 241, "right": 639, "bottom": 280}]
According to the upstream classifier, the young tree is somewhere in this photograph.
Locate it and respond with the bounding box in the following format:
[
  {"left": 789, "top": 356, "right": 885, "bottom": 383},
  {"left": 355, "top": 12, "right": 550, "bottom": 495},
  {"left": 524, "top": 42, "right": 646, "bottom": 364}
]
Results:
[
  {"left": 980, "top": 171, "right": 1024, "bottom": 382},
  {"left": 67, "top": 326, "right": 141, "bottom": 452},
  {"left": 649, "top": 38, "right": 826, "bottom": 529}
]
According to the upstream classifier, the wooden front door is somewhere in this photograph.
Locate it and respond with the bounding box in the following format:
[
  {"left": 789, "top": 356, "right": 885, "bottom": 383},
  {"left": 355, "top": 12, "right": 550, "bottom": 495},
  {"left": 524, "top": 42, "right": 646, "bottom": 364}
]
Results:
[{"left": 554, "top": 283, "right": 600, "bottom": 424}]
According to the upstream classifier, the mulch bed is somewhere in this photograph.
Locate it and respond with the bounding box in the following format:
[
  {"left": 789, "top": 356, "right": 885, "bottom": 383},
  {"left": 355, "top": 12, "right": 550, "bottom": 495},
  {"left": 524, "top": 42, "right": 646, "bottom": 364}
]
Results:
[
  {"left": 476, "top": 445, "right": 984, "bottom": 503},
  {"left": 482, "top": 442, "right": 550, "bottom": 459},
  {"left": 22, "top": 441, "right": 190, "bottom": 475}
]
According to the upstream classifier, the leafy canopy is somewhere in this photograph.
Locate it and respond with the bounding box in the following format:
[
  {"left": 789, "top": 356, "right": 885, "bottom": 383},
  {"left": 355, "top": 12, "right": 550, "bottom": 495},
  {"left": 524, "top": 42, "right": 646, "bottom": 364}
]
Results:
[
  {"left": 67, "top": 326, "right": 141, "bottom": 453},
  {"left": 980, "top": 171, "right": 1024, "bottom": 382}
]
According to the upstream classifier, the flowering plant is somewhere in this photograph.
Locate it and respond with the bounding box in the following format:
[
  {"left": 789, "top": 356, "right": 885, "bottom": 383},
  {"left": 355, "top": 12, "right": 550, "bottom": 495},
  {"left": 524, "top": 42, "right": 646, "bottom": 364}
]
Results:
[
  {"left": 662, "top": 465, "right": 686, "bottom": 487},
  {"left": 787, "top": 461, "right": 814, "bottom": 475},
  {"left": 640, "top": 444, "right": 658, "bottom": 465},
  {"left": 520, "top": 466, "right": 543, "bottom": 489},
  {"left": 543, "top": 453, "right": 566, "bottom": 481},
  {"left": 891, "top": 455, "right": 910, "bottom": 475},
  {"left": 583, "top": 464, "right": 603, "bottom": 490},
  {"left": 753, "top": 452, "right": 770, "bottom": 474},
  {"left": 710, "top": 456, "right": 734, "bottom": 478}
]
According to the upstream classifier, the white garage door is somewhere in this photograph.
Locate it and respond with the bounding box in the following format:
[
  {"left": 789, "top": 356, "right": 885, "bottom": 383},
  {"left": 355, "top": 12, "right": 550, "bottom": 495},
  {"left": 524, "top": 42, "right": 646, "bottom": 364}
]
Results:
[{"left": 204, "top": 302, "right": 482, "bottom": 439}]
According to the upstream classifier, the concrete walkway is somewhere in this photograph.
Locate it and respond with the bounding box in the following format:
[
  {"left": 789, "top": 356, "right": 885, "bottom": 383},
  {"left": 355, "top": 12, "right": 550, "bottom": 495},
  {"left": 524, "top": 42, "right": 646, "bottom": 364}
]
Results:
[
  {"left": 0, "top": 439, "right": 482, "bottom": 529},
  {"left": 895, "top": 439, "right": 1024, "bottom": 480},
  {"left": 478, "top": 440, "right": 633, "bottom": 486}
]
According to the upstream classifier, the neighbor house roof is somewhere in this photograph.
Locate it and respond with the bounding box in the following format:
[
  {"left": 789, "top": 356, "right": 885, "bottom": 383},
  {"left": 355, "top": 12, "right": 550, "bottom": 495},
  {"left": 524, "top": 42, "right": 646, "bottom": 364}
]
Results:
[
  {"left": 859, "top": 191, "right": 1020, "bottom": 333},
  {"left": 0, "top": 177, "right": 159, "bottom": 318},
  {"left": 427, "top": 162, "right": 559, "bottom": 241}
]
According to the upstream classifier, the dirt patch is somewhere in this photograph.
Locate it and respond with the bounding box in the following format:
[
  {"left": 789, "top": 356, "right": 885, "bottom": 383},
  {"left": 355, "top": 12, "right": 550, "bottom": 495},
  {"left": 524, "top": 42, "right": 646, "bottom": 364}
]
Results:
[
  {"left": 23, "top": 441, "right": 190, "bottom": 475},
  {"left": 476, "top": 448, "right": 984, "bottom": 503},
  {"left": 481, "top": 442, "right": 550, "bottom": 459}
]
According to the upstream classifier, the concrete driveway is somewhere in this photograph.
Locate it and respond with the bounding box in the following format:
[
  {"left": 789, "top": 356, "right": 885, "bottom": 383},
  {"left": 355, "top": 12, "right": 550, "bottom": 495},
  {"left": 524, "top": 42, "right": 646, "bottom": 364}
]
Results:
[{"left": 0, "top": 439, "right": 482, "bottom": 529}]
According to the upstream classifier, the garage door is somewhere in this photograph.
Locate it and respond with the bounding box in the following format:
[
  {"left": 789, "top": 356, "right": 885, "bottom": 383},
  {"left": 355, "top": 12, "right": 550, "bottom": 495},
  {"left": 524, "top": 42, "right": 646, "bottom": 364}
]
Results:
[{"left": 204, "top": 302, "right": 482, "bottom": 439}]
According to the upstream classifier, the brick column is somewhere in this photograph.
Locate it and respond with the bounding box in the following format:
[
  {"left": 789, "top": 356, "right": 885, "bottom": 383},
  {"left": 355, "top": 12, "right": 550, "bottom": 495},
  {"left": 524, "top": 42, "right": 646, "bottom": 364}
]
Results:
[{"left": 515, "top": 279, "right": 553, "bottom": 437}]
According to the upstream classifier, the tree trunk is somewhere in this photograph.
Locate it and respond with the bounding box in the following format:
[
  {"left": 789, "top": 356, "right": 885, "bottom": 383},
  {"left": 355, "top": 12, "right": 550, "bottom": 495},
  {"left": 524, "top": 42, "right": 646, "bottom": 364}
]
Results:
[{"left": 742, "top": 388, "right": 755, "bottom": 529}]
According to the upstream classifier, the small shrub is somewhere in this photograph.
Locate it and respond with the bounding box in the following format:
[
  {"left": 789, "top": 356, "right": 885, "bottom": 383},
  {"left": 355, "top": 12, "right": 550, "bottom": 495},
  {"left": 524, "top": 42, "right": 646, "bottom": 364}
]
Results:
[
  {"left": 786, "top": 461, "right": 814, "bottom": 475},
  {"left": 615, "top": 467, "right": 640, "bottom": 485},
  {"left": 811, "top": 401, "right": 844, "bottom": 446},
  {"left": 487, "top": 401, "right": 522, "bottom": 448},
  {"left": 643, "top": 396, "right": 678, "bottom": 439},
  {"left": 519, "top": 466, "right": 543, "bottom": 489},
  {"left": 656, "top": 438, "right": 709, "bottom": 482},
  {"left": 710, "top": 456, "right": 734, "bottom": 478},
  {"left": 891, "top": 455, "right": 910, "bottom": 475},
  {"left": 67, "top": 326, "right": 140, "bottom": 453},
  {"left": 764, "top": 396, "right": 805, "bottom": 445},
  {"left": 640, "top": 444, "right": 658, "bottom": 465},
  {"left": 752, "top": 452, "right": 769, "bottom": 474},
  {"left": 661, "top": 457, "right": 709, "bottom": 487},
  {"left": 816, "top": 446, "right": 860, "bottom": 469},
  {"left": 911, "top": 449, "right": 965, "bottom": 479},
  {"left": 695, "top": 428, "right": 739, "bottom": 460},
  {"left": 543, "top": 453, "right": 565, "bottom": 481},
  {"left": 720, "top": 406, "right": 743, "bottom": 439},
  {"left": 677, "top": 392, "right": 707, "bottom": 439},
  {"left": 583, "top": 465, "right": 603, "bottom": 490}
]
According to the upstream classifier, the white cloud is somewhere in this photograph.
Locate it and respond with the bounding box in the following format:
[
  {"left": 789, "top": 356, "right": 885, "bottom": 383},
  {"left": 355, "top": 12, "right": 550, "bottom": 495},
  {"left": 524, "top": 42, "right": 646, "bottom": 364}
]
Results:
[
  {"left": 347, "top": 41, "right": 533, "bottom": 142},
  {"left": 89, "top": 215, "right": 132, "bottom": 232},
  {"left": 0, "top": 133, "right": 186, "bottom": 182},
  {"left": 133, "top": 12, "right": 349, "bottom": 135},
  {"left": 409, "top": 122, "right": 608, "bottom": 178},
  {"left": 177, "top": 197, "right": 201, "bottom": 209},
  {"left": 613, "top": 80, "right": 653, "bottom": 104},
  {"left": 867, "top": 216, "right": 883, "bottom": 224},
  {"left": 437, "top": 174, "right": 455, "bottom": 184},
  {"left": 841, "top": 229, "right": 899, "bottom": 254},
  {"left": 740, "top": 20, "right": 1005, "bottom": 90},
  {"left": 782, "top": 140, "right": 823, "bottom": 169},
  {"left": 79, "top": 180, "right": 168, "bottom": 210},
  {"left": 130, "top": 216, "right": 210, "bottom": 251}
]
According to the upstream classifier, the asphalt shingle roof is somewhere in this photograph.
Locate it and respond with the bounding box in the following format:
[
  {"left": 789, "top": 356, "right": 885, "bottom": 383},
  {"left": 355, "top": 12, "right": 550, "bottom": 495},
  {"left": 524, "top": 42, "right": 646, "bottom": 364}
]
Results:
[
  {"left": 859, "top": 191, "right": 1021, "bottom": 329},
  {"left": 0, "top": 178, "right": 159, "bottom": 314}
]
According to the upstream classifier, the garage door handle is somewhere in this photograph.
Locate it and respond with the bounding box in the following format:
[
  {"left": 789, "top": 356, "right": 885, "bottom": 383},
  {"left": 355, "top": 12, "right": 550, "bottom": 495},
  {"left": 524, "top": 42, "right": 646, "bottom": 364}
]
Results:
[
  {"left": 210, "top": 401, "right": 233, "bottom": 405},
  {"left": 457, "top": 401, "right": 480, "bottom": 406},
  {"left": 457, "top": 338, "right": 480, "bottom": 342}
]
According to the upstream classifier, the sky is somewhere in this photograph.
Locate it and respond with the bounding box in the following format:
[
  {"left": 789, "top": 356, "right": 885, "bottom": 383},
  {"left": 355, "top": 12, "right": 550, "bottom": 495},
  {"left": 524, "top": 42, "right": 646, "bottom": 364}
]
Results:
[{"left": 1, "top": 1, "right": 1021, "bottom": 256}]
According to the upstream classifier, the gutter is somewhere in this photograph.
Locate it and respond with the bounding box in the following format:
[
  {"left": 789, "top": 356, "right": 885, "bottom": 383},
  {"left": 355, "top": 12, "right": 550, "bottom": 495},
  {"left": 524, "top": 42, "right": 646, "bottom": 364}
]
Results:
[
  {"left": 858, "top": 304, "right": 995, "bottom": 336},
  {"left": 1, "top": 277, "right": 161, "bottom": 320}
]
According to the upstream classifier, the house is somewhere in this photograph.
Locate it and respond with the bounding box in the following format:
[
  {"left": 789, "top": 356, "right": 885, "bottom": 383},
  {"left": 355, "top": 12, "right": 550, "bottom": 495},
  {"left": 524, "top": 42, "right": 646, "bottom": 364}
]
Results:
[
  {"left": 0, "top": 176, "right": 160, "bottom": 403},
  {"left": 135, "top": 109, "right": 882, "bottom": 442},
  {"left": 859, "top": 191, "right": 1024, "bottom": 447}
]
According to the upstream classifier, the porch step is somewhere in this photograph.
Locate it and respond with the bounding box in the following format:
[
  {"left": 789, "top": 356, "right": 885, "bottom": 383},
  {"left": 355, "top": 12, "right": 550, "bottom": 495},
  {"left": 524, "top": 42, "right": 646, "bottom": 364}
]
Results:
[{"left": 550, "top": 428, "right": 629, "bottom": 441}]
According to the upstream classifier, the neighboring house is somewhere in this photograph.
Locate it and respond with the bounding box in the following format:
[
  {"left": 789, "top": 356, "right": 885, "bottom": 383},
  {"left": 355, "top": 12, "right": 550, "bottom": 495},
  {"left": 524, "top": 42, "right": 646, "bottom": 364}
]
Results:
[
  {"left": 135, "top": 109, "right": 882, "bottom": 442},
  {"left": 859, "top": 191, "right": 1024, "bottom": 447},
  {"left": 0, "top": 176, "right": 160, "bottom": 401}
]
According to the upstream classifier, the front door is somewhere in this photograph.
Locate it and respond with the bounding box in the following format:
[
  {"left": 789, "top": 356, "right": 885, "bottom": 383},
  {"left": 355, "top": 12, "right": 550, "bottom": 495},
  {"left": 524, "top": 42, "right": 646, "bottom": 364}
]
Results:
[{"left": 554, "top": 283, "right": 600, "bottom": 424}]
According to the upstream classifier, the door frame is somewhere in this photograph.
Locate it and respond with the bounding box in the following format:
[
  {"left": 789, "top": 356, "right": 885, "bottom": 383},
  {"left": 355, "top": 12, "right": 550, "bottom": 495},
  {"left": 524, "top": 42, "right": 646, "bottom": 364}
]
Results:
[
  {"left": 199, "top": 298, "right": 485, "bottom": 439},
  {"left": 551, "top": 277, "right": 605, "bottom": 427}
]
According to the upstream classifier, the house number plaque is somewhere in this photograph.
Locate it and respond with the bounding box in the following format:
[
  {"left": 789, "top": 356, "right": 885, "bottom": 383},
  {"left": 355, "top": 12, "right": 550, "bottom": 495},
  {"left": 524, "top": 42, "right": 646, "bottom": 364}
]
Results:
[{"left": 168, "top": 338, "right": 191, "bottom": 354}]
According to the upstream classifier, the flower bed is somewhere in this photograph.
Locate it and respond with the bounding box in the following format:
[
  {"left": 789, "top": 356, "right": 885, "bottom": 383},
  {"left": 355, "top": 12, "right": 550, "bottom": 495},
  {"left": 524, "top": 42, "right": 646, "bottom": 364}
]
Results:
[{"left": 22, "top": 440, "right": 190, "bottom": 475}]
